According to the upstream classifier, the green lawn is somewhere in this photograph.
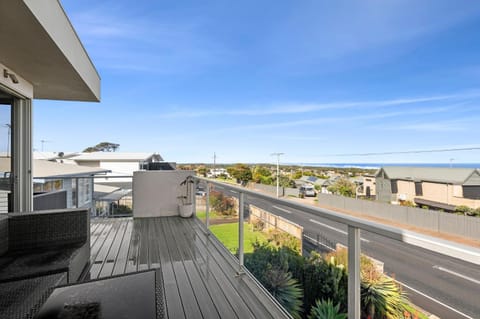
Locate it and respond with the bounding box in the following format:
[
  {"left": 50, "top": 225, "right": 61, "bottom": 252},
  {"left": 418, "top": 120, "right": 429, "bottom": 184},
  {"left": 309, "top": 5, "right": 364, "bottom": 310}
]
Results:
[
  {"left": 196, "top": 210, "right": 236, "bottom": 220},
  {"left": 209, "top": 222, "right": 267, "bottom": 254}
]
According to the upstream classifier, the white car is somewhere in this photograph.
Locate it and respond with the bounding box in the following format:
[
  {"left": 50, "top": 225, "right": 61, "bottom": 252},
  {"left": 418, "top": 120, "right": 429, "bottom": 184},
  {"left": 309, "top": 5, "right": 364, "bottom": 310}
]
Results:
[{"left": 299, "top": 185, "right": 316, "bottom": 197}]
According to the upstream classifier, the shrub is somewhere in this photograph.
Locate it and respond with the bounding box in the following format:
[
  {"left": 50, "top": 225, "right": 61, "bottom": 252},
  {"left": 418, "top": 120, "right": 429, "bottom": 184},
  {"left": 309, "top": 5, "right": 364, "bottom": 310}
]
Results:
[
  {"left": 308, "top": 299, "right": 347, "bottom": 319},
  {"left": 209, "top": 191, "right": 236, "bottom": 216},
  {"left": 251, "top": 219, "right": 265, "bottom": 231},
  {"left": 455, "top": 205, "right": 474, "bottom": 216},
  {"left": 264, "top": 267, "right": 303, "bottom": 319},
  {"left": 266, "top": 229, "right": 301, "bottom": 253},
  {"left": 245, "top": 243, "right": 305, "bottom": 318},
  {"left": 304, "top": 253, "right": 348, "bottom": 313},
  {"left": 361, "top": 275, "right": 408, "bottom": 319},
  {"left": 473, "top": 208, "right": 480, "bottom": 217},
  {"left": 112, "top": 204, "right": 132, "bottom": 215},
  {"left": 399, "top": 200, "right": 416, "bottom": 207}
]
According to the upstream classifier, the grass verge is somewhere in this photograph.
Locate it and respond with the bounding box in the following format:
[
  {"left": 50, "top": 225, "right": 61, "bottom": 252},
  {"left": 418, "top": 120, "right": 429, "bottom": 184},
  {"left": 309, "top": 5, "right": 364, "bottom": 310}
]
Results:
[{"left": 209, "top": 222, "right": 268, "bottom": 254}]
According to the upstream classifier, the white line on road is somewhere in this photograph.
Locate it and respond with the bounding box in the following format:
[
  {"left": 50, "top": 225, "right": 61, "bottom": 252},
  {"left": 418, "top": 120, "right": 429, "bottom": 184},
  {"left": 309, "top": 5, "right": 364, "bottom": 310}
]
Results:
[
  {"left": 433, "top": 265, "right": 480, "bottom": 285},
  {"left": 309, "top": 219, "right": 370, "bottom": 243},
  {"left": 394, "top": 279, "right": 474, "bottom": 319},
  {"left": 230, "top": 190, "right": 238, "bottom": 194},
  {"left": 272, "top": 205, "right": 292, "bottom": 214}
]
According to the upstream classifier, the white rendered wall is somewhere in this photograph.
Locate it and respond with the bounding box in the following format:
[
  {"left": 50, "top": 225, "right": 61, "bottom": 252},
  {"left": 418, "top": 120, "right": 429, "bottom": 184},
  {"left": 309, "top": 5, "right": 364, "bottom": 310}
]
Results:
[{"left": 133, "top": 170, "right": 195, "bottom": 218}]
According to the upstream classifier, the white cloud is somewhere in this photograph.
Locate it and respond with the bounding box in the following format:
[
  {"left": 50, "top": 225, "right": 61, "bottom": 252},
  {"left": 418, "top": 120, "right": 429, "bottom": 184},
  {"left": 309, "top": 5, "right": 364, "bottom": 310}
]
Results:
[{"left": 155, "top": 93, "right": 476, "bottom": 119}]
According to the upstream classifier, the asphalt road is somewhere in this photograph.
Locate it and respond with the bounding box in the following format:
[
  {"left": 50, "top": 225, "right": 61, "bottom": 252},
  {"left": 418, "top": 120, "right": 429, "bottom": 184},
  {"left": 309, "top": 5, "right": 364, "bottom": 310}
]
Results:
[{"left": 213, "top": 186, "right": 480, "bottom": 319}]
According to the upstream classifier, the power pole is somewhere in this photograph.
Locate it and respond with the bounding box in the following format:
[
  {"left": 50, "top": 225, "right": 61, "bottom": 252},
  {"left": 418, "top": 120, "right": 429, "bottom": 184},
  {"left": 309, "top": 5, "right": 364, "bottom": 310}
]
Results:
[
  {"left": 213, "top": 152, "right": 217, "bottom": 178},
  {"left": 271, "top": 153, "right": 284, "bottom": 198}
]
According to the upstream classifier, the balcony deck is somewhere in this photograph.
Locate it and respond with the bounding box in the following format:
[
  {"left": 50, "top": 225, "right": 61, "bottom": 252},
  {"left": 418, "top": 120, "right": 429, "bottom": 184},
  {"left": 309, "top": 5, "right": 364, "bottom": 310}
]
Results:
[{"left": 85, "top": 216, "right": 289, "bottom": 319}]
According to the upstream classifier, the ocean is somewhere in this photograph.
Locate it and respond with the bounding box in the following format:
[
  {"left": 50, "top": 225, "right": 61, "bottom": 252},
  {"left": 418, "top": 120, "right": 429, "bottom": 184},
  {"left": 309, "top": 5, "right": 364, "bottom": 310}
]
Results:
[{"left": 290, "top": 163, "right": 480, "bottom": 169}]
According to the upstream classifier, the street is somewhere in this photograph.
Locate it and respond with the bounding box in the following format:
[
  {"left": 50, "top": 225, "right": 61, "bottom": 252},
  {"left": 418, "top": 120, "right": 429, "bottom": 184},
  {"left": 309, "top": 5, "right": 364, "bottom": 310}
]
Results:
[{"left": 214, "top": 185, "right": 480, "bottom": 319}]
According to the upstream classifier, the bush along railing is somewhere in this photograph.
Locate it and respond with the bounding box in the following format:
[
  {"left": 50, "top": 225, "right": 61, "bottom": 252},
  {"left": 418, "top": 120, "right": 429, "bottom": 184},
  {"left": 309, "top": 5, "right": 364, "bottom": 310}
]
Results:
[{"left": 192, "top": 176, "right": 476, "bottom": 319}]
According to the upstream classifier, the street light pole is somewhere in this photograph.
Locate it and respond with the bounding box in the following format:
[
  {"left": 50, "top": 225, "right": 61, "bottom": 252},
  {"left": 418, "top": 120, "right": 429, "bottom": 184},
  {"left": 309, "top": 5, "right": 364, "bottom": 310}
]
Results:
[{"left": 271, "top": 153, "right": 284, "bottom": 198}]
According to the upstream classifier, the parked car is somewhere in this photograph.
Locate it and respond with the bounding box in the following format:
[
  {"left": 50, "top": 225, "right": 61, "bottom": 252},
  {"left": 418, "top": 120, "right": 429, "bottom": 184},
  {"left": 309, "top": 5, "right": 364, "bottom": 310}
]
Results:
[
  {"left": 196, "top": 186, "right": 206, "bottom": 196},
  {"left": 299, "top": 184, "right": 316, "bottom": 197}
]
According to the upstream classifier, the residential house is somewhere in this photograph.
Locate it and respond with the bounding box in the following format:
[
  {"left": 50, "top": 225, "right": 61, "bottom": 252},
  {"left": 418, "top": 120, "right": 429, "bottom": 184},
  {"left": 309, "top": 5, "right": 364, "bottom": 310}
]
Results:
[
  {"left": 71, "top": 152, "right": 164, "bottom": 174},
  {"left": 375, "top": 166, "right": 480, "bottom": 210},
  {"left": 0, "top": 157, "right": 109, "bottom": 212},
  {"left": 295, "top": 175, "right": 335, "bottom": 194},
  {"left": 356, "top": 174, "right": 376, "bottom": 199}
]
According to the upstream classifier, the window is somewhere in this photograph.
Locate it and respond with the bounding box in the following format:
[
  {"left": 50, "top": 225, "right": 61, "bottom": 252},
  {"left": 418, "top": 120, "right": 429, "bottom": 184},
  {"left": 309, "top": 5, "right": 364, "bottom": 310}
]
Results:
[
  {"left": 463, "top": 186, "right": 480, "bottom": 199},
  {"left": 415, "top": 182, "right": 423, "bottom": 196},
  {"left": 391, "top": 180, "right": 398, "bottom": 194}
]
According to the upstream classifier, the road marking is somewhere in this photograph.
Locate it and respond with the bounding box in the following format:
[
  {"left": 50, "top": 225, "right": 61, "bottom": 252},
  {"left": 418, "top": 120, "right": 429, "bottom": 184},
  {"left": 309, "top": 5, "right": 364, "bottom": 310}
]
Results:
[
  {"left": 433, "top": 265, "right": 480, "bottom": 285},
  {"left": 230, "top": 190, "right": 238, "bottom": 194},
  {"left": 309, "top": 219, "right": 370, "bottom": 243},
  {"left": 394, "top": 279, "right": 474, "bottom": 319},
  {"left": 304, "top": 234, "right": 335, "bottom": 251},
  {"left": 273, "top": 205, "right": 292, "bottom": 214}
]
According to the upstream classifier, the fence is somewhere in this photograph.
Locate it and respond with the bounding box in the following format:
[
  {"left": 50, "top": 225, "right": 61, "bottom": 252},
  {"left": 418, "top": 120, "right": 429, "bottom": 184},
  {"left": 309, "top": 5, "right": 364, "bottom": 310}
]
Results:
[
  {"left": 318, "top": 193, "right": 480, "bottom": 240},
  {"left": 250, "top": 205, "right": 303, "bottom": 241},
  {"left": 249, "top": 183, "right": 298, "bottom": 197}
]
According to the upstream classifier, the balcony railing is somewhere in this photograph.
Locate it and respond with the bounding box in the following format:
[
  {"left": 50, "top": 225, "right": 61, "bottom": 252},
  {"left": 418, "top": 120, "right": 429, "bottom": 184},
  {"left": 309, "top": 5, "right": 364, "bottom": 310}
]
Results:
[{"left": 192, "top": 176, "right": 480, "bottom": 319}]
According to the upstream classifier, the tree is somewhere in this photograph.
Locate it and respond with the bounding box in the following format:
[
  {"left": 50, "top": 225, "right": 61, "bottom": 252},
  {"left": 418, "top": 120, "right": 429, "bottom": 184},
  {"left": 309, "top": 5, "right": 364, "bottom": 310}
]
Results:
[
  {"left": 230, "top": 163, "right": 252, "bottom": 185},
  {"left": 327, "top": 178, "right": 356, "bottom": 197},
  {"left": 196, "top": 165, "right": 208, "bottom": 177},
  {"left": 253, "top": 166, "right": 272, "bottom": 183},
  {"left": 83, "top": 141, "right": 120, "bottom": 152},
  {"left": 209, "top": 191, "right": 236, "bottom": 216},
  {"left": 292, "top": 170, "right": 303, "bottom": 180}
]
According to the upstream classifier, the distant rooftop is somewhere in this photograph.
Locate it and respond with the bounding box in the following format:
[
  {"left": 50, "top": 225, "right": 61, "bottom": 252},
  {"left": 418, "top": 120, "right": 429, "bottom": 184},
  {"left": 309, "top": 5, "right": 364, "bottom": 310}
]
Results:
[
  {"left": 377, "top": 166, "right": 480, "bottom": 185},
  {"left": 0, "top": 158, "right": 109, "bottom": 178},
  {"left": 71, "top": 152, "right": 163, "bottom": 162}
]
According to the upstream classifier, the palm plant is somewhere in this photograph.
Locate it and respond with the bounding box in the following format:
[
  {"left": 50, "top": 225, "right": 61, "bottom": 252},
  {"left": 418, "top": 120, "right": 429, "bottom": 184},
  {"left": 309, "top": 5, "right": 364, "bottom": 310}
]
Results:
[
  {"left": 361, "top": 275, "right": 408, "bottom": 319},
  {"left": 264, "top": 267, "right": 303, "bottom": 319},
  {"left": 308, "top": 299, "right": 347, "bottom": 319}
]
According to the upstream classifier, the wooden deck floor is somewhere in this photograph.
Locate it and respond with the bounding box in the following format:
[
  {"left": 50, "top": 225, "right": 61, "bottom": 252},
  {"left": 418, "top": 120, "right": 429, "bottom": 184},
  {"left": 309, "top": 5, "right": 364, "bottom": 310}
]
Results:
[{"left": 85, "top": 217, "right": 289, "bottom": 319}]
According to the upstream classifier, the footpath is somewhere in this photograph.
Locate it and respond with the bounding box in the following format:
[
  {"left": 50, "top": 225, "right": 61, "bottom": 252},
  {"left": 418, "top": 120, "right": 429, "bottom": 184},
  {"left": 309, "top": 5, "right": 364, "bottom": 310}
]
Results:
[{"left": 287, "top": 196, "right": 480, "bottom": 249}]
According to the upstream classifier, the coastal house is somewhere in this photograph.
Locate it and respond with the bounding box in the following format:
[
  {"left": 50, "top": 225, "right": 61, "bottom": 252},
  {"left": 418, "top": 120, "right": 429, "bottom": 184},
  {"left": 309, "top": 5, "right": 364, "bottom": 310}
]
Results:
[
  {"left": 375, "top": 166, "right": 480, "bottom": 210},
  {"left": 356, "top": 174, "right": 376, "bottom": 199}
]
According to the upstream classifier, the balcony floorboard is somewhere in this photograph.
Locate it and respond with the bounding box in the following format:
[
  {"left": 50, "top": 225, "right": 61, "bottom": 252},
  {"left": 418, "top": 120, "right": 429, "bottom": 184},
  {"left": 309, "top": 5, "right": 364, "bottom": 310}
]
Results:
[{"left": 86, "top": 216, "right": 289, "bottom": 319}]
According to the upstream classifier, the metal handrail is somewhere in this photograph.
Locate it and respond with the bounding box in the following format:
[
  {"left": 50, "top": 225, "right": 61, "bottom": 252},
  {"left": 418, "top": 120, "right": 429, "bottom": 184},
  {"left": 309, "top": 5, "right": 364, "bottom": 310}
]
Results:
[
  {"left": 192, "top": 175, "right": 480, "bottom": 319},
  {"left": 193, "top": 176, "right": 480, "bottom": 263}
]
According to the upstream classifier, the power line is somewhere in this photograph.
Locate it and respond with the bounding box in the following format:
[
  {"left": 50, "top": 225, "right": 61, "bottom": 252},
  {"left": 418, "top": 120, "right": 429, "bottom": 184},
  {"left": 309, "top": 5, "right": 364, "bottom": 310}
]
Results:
[{"left": 322, "top": 147, "right": 480, "bottom": 157}]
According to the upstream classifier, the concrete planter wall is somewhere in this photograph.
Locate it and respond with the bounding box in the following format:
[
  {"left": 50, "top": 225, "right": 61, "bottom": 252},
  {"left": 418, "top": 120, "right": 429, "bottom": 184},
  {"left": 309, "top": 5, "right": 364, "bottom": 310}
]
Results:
[{"left": 133, "top": 170, "right": 195, "bottom": 218}]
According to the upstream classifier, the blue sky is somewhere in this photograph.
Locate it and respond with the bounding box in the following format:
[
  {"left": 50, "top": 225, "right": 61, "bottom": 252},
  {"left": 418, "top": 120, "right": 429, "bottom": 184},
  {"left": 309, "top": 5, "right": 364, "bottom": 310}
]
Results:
[{"left": 5, "top": 0, "right": 480, "bottom": 164}]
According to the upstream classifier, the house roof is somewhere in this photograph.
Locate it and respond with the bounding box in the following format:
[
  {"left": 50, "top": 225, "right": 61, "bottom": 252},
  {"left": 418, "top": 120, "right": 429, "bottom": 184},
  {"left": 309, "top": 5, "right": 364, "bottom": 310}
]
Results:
[
  {"left": 0, "top": 157, "right": 109, "bottom": 178},
  {"left": 376, "top": 166, "right": 480, "bottom": 185},
  {"left": 33, "top": 152, "right": 79, "bottom": 161},
  {"left": 71, "top": 152, "right": 163, "bottom": 162},
  {"left": 0, "top": 1, "right": 100, "bottom": 101}
]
